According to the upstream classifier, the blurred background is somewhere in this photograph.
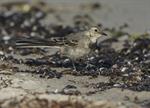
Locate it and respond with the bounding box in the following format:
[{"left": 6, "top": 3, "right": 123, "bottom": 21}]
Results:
[{"left": 0, "top": 0, "right": 150, "bottom": 33}]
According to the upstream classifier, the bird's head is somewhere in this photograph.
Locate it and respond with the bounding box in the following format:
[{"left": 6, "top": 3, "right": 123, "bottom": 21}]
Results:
[{"left": 87, "top": 26, "right": 107, "bottom": 43}]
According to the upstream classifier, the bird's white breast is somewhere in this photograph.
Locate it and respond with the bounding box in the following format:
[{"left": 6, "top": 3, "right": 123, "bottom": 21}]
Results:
[{"left": 69, "top": 47, "right": 90, "bottom": 59}]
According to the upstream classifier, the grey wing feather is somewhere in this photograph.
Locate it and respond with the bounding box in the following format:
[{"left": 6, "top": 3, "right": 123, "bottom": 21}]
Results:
[
  {"left": 63, "top": 31, "right": 84, "bottom": 45},
  {"left": 15, "top": 31, "right": 84, "bottom": 48}
]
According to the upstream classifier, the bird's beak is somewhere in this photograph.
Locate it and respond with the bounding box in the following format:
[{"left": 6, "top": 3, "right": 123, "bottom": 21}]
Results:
[{"left": 101, "top": 32, "right": 107, "bottom": 36}]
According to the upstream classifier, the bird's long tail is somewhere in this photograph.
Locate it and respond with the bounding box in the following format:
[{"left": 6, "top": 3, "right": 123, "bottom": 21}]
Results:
[{"left": 15, "top": 36, "right": 62, "bottom": 49}]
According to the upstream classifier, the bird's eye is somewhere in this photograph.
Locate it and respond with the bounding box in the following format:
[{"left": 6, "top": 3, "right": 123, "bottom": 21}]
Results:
[{"left": 94, "top": 29, "right": 98, "bottom": 32}]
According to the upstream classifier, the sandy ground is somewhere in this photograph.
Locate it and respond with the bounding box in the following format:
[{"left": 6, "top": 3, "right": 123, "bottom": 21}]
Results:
[{"left": 0, "top": 0, "right": 150, "bottom": 108}]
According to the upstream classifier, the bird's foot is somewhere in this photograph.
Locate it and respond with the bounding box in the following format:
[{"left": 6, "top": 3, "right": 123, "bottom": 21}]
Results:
[{"left": 72, "top": 68, "right": 77, "bottom": 72}]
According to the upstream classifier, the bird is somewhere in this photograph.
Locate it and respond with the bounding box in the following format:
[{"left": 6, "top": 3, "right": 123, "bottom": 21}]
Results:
[{"left": 15, "top": 26, "right": 107, "bottom": 70}]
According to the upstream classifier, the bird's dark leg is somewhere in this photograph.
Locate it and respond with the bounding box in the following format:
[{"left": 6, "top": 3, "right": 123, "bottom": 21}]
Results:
[
  {"left": 85, "top": 55, "right": 90, "bottom": 70},
  {"left": 71, "top": 59, "right": 77, "bottom": 71}
]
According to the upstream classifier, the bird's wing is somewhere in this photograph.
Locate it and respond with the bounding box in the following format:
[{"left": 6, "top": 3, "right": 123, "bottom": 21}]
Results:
[
  {"left": 62, "top": 32, "right": 84, "bottom": 46},
  {"left": 15, "top": 30, "right": 85, "bottom": 48},
  {"left": 41, "top": 32, "right": 82, "bottom": 46},
  {"left": 15, "top": 33, "right": 82, "bottom": 48}
]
